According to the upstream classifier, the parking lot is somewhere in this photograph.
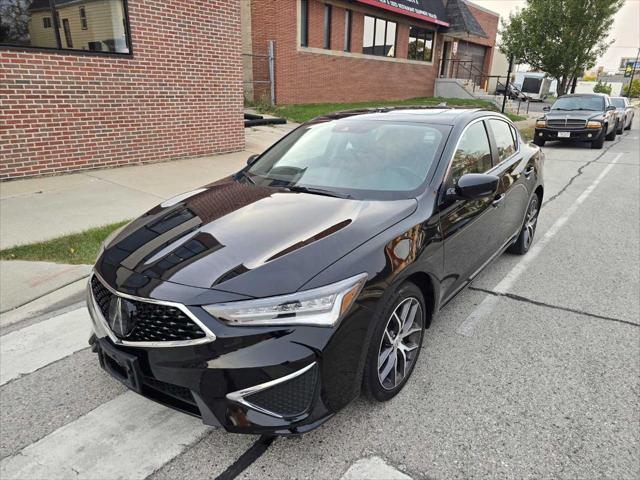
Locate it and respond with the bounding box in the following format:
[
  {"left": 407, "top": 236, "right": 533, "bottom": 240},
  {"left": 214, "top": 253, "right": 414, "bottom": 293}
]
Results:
[{"left": 1, "top": 123, "right": 638, "bottom": 479}]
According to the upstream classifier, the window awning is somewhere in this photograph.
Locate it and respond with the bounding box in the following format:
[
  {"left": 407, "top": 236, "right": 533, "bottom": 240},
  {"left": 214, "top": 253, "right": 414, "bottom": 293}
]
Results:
[{"left": 356, "top": 0, "right": 450, "bottom": 27}]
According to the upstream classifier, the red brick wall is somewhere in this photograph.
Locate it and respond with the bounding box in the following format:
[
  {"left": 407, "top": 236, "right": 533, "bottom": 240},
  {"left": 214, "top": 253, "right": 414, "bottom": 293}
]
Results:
[
  {"left": 251, "top": 0, "right": 444, "bottom": 105},
  {"left": 0, "top": 1, "right": 244, "bottom": 180},
  {"left": 464, "top": 2, "right": 499, "bottom": 76}
]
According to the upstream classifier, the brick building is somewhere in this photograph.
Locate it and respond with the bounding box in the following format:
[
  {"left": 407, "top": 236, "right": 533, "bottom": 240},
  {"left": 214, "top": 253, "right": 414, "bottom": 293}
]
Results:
[
  {"left": 244, "top": 0, "right": 498, "bottom": 104},
  {"left": 1, "top": 0, "right": 244, "bottom": 180}
]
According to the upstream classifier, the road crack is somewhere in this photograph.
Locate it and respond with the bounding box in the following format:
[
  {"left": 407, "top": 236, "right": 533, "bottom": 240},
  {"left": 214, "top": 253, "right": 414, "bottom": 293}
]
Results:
[
  {"left": 542, "top": 135, "right": 624, "bottom": 207},
  {"left": 469, "top": 287, "right": 639, "bottom": 328}
]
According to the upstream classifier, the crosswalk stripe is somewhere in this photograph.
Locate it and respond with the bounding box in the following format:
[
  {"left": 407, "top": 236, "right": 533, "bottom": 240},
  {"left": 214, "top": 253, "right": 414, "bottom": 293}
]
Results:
[
  {"left": 0, "top": 307, "right": 91, "bottom": 385},
  {"left": 0, "top": 391, "right": 210, "bottom": 480}
]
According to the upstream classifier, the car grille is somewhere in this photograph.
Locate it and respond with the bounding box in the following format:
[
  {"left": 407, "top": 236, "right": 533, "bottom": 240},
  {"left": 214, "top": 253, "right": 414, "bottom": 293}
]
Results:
[
  {"left": 90, "top": 275, "right": 206, "bottom": 343},
  {"left": 547, "top": 118, "right": 587, "bottom": 129},
  {"left": 245, "top": 364, "right": 318, "bottom": 418}
]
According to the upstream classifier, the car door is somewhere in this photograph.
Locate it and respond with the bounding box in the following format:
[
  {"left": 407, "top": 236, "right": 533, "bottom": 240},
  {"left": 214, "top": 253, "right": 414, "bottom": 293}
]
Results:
[
  {"left": 439, "top": 119, "right": 507, "bottom": 303},
  {"left": 486, "top": 118, "right": 531, "bottom": 242}
]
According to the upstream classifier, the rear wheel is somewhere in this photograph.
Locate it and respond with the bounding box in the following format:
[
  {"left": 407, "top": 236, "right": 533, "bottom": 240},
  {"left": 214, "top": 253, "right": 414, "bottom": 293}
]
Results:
[
  {"left": 363, "top": 282, "right": 426, "bottom": 402},
  {"left": 533, "top": 137, "right": 545, "bottom": 147},
  {"left": 605, "top": 123, "right": 617, "bottom": 141},
  {"left": 508, "top": 195, "right": 539, "bottom": 255}
]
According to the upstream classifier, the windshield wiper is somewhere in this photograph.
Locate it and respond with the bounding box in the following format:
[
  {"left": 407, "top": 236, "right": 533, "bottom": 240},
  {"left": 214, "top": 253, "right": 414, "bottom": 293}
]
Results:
[
  {"left": 237, "top": 170, "right": 255, "bottom": 184},
  {"left": 574, "top": 108, "right": 599, "bottom": 111},
  {"left": 285, "top": 185, "right": 353, "bottom": 199}
]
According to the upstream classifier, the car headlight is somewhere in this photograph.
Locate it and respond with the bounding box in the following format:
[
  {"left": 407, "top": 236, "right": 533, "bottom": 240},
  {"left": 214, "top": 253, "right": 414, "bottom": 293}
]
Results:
[
  {"left": 535, "top": 119, "right": 546, "bottom": 128},
  {"left": 203, "top": 273, "right": 367, "bottom": 327},
  {"left": 586, "top": 120, "right": 603, "bottom": 129}
]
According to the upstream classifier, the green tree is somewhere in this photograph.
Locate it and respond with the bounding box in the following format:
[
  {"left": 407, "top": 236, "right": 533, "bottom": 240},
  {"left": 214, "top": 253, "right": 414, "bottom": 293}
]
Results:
[
  {"left": 499, "top": 0, "right": 624, "bottom": 96},
  {"left": 622, "top": 79, "right": 640, "bottom": 98},
  {"left": 593, "top": 80, "right": 612, "bottom": 95}
]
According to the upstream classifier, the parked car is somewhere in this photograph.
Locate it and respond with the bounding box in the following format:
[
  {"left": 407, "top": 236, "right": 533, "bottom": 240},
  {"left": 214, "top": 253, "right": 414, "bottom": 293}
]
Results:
[
  {"left": 534, "top": 93, "right": 620, "bottom": 149},
  {"left": 610, "top": 96, "right": 635, "bottom": 132},
  {"left": 87, "top": 108, "right": 544, "bottom": 435}
]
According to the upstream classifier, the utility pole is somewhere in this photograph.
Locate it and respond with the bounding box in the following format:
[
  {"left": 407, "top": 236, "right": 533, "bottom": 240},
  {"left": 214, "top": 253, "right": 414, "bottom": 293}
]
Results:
[
  {"left": 502, "top": 56, "right": 514, "bottom": 114},
  {"left": 626, "top": 48, "right": 640, "bottom": 98}
]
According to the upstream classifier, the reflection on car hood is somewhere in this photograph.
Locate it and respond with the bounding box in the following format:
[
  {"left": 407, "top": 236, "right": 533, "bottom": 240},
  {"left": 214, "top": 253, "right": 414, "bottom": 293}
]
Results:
[{"left": 96, "top": 178, "right": 417, "bottom": 298}]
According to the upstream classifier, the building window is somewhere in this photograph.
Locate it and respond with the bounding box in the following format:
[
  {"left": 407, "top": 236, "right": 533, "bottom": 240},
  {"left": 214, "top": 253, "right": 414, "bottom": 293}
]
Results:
[
  {"left": 79, "top": 7, "right": 88, "bottom": 30},
  {"left": 344, "top": 10, "right": 352, "bottom": 52},
  {"left": 323, "top": 4, "right": 332, "bottom": 49},
  {"left": 408, "top": 26, "right": 434, "bottom": 62},
  {"left": 0, "top": 0, "right": 131, "bottom": 55},
  {"left": 363, "top": 15, "right": 396, "bottom": 57},
  {"left": 300, "top": 0, "right": 309, "bottom": 47}
]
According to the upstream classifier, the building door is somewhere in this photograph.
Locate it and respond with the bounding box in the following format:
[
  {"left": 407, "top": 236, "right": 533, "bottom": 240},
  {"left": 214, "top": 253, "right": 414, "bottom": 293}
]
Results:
[
  {"left": 456, "top": 42, "right": 486, "bottom": 74},
  {"left": 440, "top": 41, "right": 451, "bottom": 77}
]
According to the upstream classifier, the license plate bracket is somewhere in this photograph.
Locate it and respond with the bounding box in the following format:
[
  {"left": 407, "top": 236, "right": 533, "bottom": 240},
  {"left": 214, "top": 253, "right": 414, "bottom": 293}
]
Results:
[
  {"left": 97, "top": 339, "right": 143, "bottom": 393},
  {"left": 557, "top": 131, "right": 571, "bottom": 138}
]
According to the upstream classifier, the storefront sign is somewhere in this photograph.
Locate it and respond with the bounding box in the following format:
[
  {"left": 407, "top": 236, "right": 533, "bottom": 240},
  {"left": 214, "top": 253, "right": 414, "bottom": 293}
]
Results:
[{"left": 356, "top": 0, "right": 450, "bottom": 27}]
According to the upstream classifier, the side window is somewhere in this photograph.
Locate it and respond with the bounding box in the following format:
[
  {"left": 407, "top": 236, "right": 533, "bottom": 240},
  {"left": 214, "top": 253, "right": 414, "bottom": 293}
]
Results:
[
  {"left": 450, "top": 121, "right": 492, "bottom": 184},
  {"left": 489, "top": 119, "right": 517, "bottom": 163}
]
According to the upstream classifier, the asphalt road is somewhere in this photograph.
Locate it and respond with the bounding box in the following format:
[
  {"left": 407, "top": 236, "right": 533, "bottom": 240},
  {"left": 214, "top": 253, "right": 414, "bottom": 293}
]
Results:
[{"left": 1, "top": 123, "right": 638, "bottom": 480}]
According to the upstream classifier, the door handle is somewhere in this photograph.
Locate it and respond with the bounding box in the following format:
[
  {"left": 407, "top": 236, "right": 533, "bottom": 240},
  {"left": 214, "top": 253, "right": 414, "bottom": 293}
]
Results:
[
  {"left": 492, "top": 193, "right": 505, "bottom": 207},
  {"left": 524, "top": 166, "right": 535, "bottom": 178}
]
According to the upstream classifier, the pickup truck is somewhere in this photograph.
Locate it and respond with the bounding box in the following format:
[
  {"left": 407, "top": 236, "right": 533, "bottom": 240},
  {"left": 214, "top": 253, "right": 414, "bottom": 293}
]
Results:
[{"left": 534, "top": 93, "right": 620, "bottom": 149}]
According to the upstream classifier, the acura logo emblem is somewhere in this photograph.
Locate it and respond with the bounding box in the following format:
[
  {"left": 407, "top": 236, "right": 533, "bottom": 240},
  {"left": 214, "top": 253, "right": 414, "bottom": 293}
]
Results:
[{"left": 108, "top": 296, "right": 138, "bottom": 338}]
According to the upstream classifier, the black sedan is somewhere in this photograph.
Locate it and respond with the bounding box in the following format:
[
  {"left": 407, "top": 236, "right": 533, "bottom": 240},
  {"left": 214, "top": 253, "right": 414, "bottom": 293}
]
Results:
[{"left": 88, "top": 108, "right": 544, "bottom": 435}]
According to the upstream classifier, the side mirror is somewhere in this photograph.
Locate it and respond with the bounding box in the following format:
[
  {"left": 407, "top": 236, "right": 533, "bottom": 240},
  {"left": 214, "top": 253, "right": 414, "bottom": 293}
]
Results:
[
  {"left": 606, "top": 105, "right": 616, "bottom": 111},
  {"left": 450, "top": 173, "right": 500, "bottom": 200},
  {"left": 543, "top": 106, "right": 551, "bottom": 112},
  {"left": 247, "top": 154, "right": 259, "bottom": 166}
]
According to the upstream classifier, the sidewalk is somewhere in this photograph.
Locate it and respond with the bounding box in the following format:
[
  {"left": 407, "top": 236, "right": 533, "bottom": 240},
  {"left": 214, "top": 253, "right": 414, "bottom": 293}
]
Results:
[{"left": 0, "top": 123, "right": 296, "bottom": 320}]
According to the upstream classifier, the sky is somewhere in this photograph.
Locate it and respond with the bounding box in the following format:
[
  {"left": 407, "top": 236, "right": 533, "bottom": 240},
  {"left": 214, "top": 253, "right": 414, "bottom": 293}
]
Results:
[{"left": 471, "top": 0, "right": 640, "bottom": 72}]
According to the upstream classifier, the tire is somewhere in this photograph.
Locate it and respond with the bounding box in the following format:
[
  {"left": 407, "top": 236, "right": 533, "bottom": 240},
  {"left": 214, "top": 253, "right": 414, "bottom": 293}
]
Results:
[
  {"left": 605, "top": 123, "right": 617, "bottom": 141},
  {"left": 617, "top": 118, "right": 624, "bottom": 134},
  {"left": 533, "top": 137, "right": 545, "bottom": 147},
  {"left": 508, "top": 194, "right": 540, "bottom": 255},
  {"left": 363, "top": 282, "right": 426, "bottom": 402},
  {"left": 625, "top": 117, "right": 633, "bottom": 131},
  {"left": 591, "top": 135, "right": 605, "bottom": 149}
]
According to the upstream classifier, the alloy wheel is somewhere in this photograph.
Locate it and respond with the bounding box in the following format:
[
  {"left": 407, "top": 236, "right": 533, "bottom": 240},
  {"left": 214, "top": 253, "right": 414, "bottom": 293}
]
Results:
[
  {"left": 523, "top": 197, "right": 539, "bottom": 249},
  {"left": 377, "top": 297, "right": 423, "bottom": 390}
]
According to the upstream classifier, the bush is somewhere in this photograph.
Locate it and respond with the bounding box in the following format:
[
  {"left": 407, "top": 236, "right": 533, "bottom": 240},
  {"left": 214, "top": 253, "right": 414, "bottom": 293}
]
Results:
[
  {"left": 593, "top": 80, "right": 612, "bottom": 95},
  {"left": 622, "top": 79, "right": 640, "bottom": 98}
]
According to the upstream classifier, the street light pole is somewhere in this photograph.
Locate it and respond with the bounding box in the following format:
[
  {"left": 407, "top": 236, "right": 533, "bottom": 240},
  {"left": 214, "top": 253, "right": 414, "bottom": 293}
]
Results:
[
  {"left": 626, "top": 48, "right": 640, "bottom": 98},
  {"left": 502, "top": 56, "right": 514, "bottom": 113}
]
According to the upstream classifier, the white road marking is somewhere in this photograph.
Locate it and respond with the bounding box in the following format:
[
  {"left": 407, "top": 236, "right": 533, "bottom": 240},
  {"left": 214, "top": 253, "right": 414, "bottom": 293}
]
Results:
[
  {"left": 341, "top": 456, "right": 412, "bottom": 480},
  {"left": 457, "top": 152, "right": 624, "bottom": 337},
  {"left": 0, "top": 391, "right": 210, "bottom": 480},
  {"left": 0, "top": 307, "right": 91, "bottom": 385}
]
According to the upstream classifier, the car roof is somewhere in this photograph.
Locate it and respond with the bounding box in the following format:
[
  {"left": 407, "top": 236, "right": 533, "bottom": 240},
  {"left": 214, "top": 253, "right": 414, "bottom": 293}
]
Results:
[{"left": 311, "top": 107, "right": 502, "bottom": 126}]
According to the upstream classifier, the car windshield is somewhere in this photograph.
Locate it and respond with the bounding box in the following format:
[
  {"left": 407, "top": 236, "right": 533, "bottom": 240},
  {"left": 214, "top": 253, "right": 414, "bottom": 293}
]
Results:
[
  {"left": 551, "top": 96, "right": 604, "bottom": 111},
  {"left": 245, "top": 118, "right": 449, "bottom": 200},
  {"left": 610, "top": 98, "right": 626, "bottom": 108}
]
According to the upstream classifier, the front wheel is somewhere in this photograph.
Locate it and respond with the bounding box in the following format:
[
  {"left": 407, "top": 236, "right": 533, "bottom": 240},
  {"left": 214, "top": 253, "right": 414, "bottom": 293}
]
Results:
[
  {"left": 605, "top": 123, "right": 617, "bottom": 141},
  {"left": 617, "top": 118, "right": 624, "bottom": 134},
  {"left": 625, "top": 117, "right": 633, "bottom": 130},
  {"left": 591, "top": 135, "right": 605, "bottom": 149},
  {"left": 363, "top": 282, "right": 426, "bottom": 402},
  {"left": 533, "top": 137, "right": 545, "bottom": 147},
  {"left": 508, "top": 195, "right": 540, "bottom": 255}
]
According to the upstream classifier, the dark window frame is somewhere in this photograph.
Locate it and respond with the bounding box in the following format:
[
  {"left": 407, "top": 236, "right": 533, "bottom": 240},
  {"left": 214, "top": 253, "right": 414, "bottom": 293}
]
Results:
[
  {"left": 362, "top": 14, "right": 397, "bottom": 58},
  {"left": 300, "top": 0, "right": 309, "bottom": 47},
  {"left": 42, "top": 17, "right": 52, "bottom": 29},
  {"left": 344, "top": 9, "right": 352, "bottom": 52},
  {"left": 79, "top": 7, "right": 88, "bottom": 30},
  {"left": 0, "top": 0, "right": 133, "bottom": 57},
  {"left": 408, "top": 26, "right": 435, "bottom": 62},
  {"left": 323, "top": 4, "right": 332, "bottom": 50}
]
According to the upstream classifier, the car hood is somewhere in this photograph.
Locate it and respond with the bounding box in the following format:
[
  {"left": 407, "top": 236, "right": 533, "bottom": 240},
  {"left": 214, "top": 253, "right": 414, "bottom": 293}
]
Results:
[
  {"left": 545, "top": 110, "right": 603, "bottom": 120},
  {"left": 96, "top": 178, "right": 417, "bottom": 298}
]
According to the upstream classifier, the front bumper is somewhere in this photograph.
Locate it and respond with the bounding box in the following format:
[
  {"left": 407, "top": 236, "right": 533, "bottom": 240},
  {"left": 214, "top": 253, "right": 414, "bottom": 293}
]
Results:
[
  {"left": 86, "top": 275, "right": 376, "bottom": 435},
  {"left": 535, "top": 127, "right": 603, "bottom": 142}
]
